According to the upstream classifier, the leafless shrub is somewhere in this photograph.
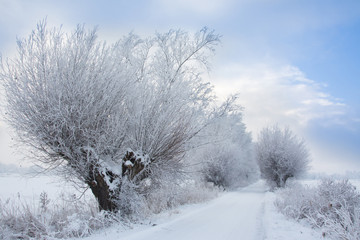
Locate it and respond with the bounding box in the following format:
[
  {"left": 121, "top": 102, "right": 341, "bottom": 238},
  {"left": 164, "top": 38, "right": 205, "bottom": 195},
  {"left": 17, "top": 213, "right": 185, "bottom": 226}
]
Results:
[{"left": 276, "top": 179, "right": 360, "bottom": 239}]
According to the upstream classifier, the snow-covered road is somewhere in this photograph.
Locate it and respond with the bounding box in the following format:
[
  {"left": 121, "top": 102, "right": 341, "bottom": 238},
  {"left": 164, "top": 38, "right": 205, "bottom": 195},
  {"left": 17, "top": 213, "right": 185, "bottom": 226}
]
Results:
[
  {"left": 81, "top": 180, "right": 323, "bottom": 240},
  {"left": 117, "top": 181, "right": 267, "bottom": 240}
]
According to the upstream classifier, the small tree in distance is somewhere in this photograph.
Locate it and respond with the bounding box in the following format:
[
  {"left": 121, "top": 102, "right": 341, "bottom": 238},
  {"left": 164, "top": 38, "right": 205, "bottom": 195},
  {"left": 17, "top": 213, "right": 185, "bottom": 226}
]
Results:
[{"left": 256, "top": 125, "right": 310, "bottom": 188}]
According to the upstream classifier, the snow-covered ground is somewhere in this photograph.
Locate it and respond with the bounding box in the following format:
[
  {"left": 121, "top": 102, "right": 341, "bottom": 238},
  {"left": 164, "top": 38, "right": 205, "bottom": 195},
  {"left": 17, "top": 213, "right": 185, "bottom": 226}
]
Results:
[
  {"left": 78, "top": 181, "right": 323, "bottom": 240},
  {"left": 79, "top": 180, "right": 324, "bottom": 240},
  {"left": 2, "top": 173, "right": 354, "bottom": 240}
]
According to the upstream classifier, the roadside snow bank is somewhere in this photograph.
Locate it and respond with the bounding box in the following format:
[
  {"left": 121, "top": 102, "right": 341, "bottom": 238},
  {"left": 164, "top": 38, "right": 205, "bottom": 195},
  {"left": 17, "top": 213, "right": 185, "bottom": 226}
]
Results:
[
  {"left": 275, "top": 179, "right": 360, "bottom": 239},
  {"left": 264, "top": 191, "right": 323, "bottom": 240}
]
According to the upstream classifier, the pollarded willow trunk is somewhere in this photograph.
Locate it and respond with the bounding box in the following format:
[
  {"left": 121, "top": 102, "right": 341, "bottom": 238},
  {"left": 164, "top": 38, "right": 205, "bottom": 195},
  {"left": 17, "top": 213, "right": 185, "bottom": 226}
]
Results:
[
  {"left": 87, "top": 169, "right": 119, "bottom": 212},
  {"left": 121, "top": 150, "right": 151, "bottom": 182},
  {"left": 86, "top": 150, "right": 151, "bottom": 212}
]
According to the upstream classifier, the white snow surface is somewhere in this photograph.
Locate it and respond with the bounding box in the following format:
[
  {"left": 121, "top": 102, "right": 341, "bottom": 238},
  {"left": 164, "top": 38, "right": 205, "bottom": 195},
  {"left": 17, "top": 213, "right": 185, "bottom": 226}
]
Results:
[{"left": 77, "top": 181, "right": 323, "bottom": 240}]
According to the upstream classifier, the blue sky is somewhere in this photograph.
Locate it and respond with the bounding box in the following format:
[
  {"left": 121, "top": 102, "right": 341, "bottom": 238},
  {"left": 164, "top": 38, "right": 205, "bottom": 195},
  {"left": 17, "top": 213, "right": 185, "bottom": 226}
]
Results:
[{"left": 0, "top": 0, "right": 359, "bottom": 173}]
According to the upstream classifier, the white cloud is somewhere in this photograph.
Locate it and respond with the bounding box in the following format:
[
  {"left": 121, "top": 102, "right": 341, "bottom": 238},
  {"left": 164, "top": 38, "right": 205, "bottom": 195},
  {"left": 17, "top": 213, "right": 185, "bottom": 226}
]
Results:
[{"left": 211, "top": 63, "right": 348, "bottom": 136}]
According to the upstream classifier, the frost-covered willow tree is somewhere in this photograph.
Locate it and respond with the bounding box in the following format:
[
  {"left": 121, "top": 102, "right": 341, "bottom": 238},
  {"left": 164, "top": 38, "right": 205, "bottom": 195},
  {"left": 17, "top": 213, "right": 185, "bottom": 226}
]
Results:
[
  {"left": 0, "top": 20, "right": 220, "bottom": 212},
  {"left": 198, "top": 96, "right": 258, "bottom": 189},
  {"left": 256, "top": 125, "right": 310, "bottom": 188}
]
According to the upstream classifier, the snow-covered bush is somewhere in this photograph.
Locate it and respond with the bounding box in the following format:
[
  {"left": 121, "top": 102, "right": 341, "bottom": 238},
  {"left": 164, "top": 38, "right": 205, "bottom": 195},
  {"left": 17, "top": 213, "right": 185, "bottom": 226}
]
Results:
[
  {"left": 0, "top": 191, "right": 118, "bottom": 239},
  {"left": 202, "top": 146, "right": 257, "bottom": 189},
  {"left": 276, "top": 179, "right": 360, "bottom": 239},
  {"left": 145, "top": 177, "right": 220, "bottom": 214},
  {"left": 197, "top": 97, "right": 258, "bottom": 189},
  {"left": 256, "top": 125, "right": 310, "bottom": 188},
  {"left": 114, "top": 178, "right": 148, "bottom": 220}
]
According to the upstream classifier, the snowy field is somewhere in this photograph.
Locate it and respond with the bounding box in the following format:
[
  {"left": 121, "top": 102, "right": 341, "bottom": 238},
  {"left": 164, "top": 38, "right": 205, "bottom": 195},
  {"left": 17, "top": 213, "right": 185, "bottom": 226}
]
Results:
[
  {"left": 0, "top": 173, "right": 94, "bottom": 202},
  {"left": 1, "top": 173, "right": 355, "bottom": 240}
]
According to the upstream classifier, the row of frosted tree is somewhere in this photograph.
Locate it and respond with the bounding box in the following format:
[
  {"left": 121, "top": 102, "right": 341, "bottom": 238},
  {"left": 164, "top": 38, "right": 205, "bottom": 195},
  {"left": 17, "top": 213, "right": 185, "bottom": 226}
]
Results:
[{"left": 0, "top": 21, "right": 309, "bottom": 215}]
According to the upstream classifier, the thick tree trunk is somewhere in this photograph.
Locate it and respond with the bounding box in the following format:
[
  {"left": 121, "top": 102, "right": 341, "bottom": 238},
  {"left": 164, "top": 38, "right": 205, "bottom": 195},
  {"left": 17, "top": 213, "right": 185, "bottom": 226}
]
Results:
[
  {"left": 88, "top": 172, "right": 117, "bottom": 211},
  {"left": 85, "top": 163, "right": 122, "bottom": 212},
  {"left": 85, "top": 150, "right": 150, "bottom": 212}
]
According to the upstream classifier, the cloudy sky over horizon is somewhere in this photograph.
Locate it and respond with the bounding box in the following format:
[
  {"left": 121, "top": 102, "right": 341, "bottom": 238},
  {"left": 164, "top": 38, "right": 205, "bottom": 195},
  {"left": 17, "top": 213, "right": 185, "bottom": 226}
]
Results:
[{"left": 0, "top": 0, "right": 359, "bottom": 173}]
